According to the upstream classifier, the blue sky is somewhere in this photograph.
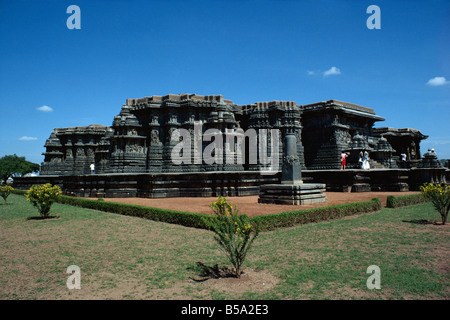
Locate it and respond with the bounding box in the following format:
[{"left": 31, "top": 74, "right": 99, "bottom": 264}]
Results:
[{"left": 1, "top": 0, "right": 449, "bottom": 165}]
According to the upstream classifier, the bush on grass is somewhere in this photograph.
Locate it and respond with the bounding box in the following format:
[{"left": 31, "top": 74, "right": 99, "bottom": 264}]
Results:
[
  {"left": 25, "top": 183, "right": 62, "bottom": 218},
  {"left": 0, "top": 185, "right": 14, "bottom": 204},
  {"left": 203, "top": 196, "right": 259, "bottom": 278},
  {"left": 420, "top": 183, "right": 450, "bottom": 225}
]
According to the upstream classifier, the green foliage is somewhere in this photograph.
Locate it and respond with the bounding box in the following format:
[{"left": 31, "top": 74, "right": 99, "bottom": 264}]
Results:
[
  {"left": 12, "top": 188, "right": 383, "bottom": 231},
  {"left": 1, "top": 194, "right": 448, "bottom": 300},
  {"left": 204, "top": 196, "right": 259, "bottom": 278},
  {"left": 0, "top": 185, "right": 14, "bottom": 203},
  {"left": 386, "top": 195, "right": 395, "bottom": 208},
  {"left": 56, "top": 194, "right": 214, "bottom": 229},
  {"left": 209, "top": 196, "right": 232, "bottom": 216},
  {"left": 252, "top": 198, "right": 382, "bottom": 231},
  {"left": 0, "top": 154, "right": 40, "bottom": 183},
  {"left": 386, "top": 194, "right": 428, "bottom": 208},
  {"left": 420, "top": 183, "right": 450, "bottom": 225},
  {"left": 25, "top": 183, "right": 62, "bottom": 217}
]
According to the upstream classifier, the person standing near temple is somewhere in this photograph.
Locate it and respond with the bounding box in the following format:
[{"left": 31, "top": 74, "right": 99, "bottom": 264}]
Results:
[
  {"left": 90, "top": 163, "right": 95, "bottom": 174},
  {"left": 340, "top": 151, "right": 348, "bottom": 170},
  {"left": 362, "top": 150, "right": 370, "bottom": 170},
  {"left": 401, "top": 152, "right": 407, "bottom": 168},
  {"left": 358, "top": 151, "right": 364, "bottom": 169}
]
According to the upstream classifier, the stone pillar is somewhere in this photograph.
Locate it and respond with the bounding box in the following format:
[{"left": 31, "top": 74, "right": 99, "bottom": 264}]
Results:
[
  {"left": 281, "top": 132, "right": 302, "bottom": 184},
  {"left": 258, "top": 133, "right": 327, "bottom": 205}
]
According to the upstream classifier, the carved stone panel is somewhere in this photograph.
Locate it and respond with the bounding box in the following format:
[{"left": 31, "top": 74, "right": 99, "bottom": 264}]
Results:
[{"left": 151, "top": 129, "right": 160, "bottom": 145}]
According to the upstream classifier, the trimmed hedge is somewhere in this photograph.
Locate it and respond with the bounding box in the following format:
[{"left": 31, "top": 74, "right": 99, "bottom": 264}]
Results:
[
  {"left": 386, "top": 193, "right": 428, "bottom": 208},
  {"left": 12, "top": 189, "right": 383, "bottom": 231},
  {"left": 57, "top": 195, "right": 216, "bottom": 229},
  {"left": 12, "top": 189, "right": 215, "bottom": 229},
  {"left": 252, "top": 198, "right": 382, "bottom": 231}
]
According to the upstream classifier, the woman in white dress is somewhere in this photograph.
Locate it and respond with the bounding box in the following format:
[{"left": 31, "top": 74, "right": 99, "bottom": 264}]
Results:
[{"left": 362, "top": 151, "right": 370, "bottom": 170}]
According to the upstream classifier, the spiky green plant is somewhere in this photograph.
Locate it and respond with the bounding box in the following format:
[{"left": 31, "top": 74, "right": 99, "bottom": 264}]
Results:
[{"left": 205, "top": 196, "right": 259, "bottom": 278}]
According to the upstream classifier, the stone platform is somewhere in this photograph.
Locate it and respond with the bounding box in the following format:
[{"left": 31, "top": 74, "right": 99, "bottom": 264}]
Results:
[
  {"left": 12, "top": 167, "right": 448, "bottom": 198},
  {"left": 303, "top": 167, "right": 448, "bottom": 192},
  {"left": 258, "top": 183, "right": 327, "bottom": 205},
  {"left": 13, "top": 171, "right": 280, "bottom": 198}
]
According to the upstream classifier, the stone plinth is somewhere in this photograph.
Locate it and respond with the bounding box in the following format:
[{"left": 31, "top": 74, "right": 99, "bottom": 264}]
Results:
[
  {"left": 258, "top": 183, "right": 327, "bottom": 205},
  {"left": 258, "top": 132, "right": 327, "bottom": 205}
]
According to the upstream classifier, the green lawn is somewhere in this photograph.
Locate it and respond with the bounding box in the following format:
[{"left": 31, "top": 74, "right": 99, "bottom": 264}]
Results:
[{"left": 0, "top": 193, "right": 448, "bottom": 300}]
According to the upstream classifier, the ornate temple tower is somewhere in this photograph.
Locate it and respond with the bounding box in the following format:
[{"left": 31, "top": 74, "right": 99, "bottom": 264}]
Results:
[
  {"left": 301, "top": 100, "right": 385, "bottom": 169},
  {"left": 373, "top": 127, "right": 428, "bottom": 168},
  {"left": 107, "top": 106, "right": 146, "bottom": 173},
  {"left": 243, "top": 100, "right": 304, "bottom": 172},
  {"left": 41, "top": 125, "right": 111, "bottom": 175}
]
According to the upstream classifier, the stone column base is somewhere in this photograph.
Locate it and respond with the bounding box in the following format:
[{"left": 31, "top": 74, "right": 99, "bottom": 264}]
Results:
[{"left": 258, "top": 183, "right": 327, "bottom": 205}]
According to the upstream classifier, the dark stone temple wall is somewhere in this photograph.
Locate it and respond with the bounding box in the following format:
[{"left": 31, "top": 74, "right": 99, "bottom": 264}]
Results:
[
  {"left": 14, "top": 171, "right": 280, "bottom": 198},
  {"left": 17, "top": 93, "right": 446, "bottom": 198},
  {"left": 41, "top": 94, "right": 306, "bottom": 176},
  {"left": 301, "top": 100, "right": 387, "bottom": 169},
  {"left": 373, "top": 127, "right": 428, "bottom": 168},
  {"left": 41, "top": 125, "right": 114, "bottom": 176},
  {"left": 14, "top": 167, "right": 448, "bottom": 198}
]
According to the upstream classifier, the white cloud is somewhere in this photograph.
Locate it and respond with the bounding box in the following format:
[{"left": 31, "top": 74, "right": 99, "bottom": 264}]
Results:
[
  {"left": 18, "top": 136, "right": 38, "bottom": 141},
  {"left": 323, "top": 66, "right": 341, "bottom": 77},
  {"left": 307, "top": 70, "right": 316, "bottom": 76},
  {"left": 426, "top": 76, "right": 449, "bottom": 86},
  {"left": 37, "top": 105, "right": 54, "bottom": 112}
]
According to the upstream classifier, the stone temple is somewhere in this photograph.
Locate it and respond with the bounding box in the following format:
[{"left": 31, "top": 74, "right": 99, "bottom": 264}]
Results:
[{"left": 14, "top": 93, "right": 448, "bottom": 198}]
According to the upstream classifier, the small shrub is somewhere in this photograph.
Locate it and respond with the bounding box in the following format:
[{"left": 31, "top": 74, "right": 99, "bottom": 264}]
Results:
[
  {"left": 252, "top": 198, "right": 382, "bottom": 231},
  {"left": 420, "top": 183, "right": 450, "bottom": 225},
  {"left": 0, "top": 185, "right": 13, "bottom": 204},
  {"left": 386, "top": 194, "right": 427, "bottom": 208},
  {"left": 386, "top": 195, "right": 396, "bottom": 208},
  {"left": 56, "top": 194, "right": 213, "bottom": 229},
  {"left": 209, "top": 196, "right": 232, "bottom": 216},
  {"left": 204, "top": 196, "right": 259, "bottom": 278},
  {"left": 26, "top": 183, "right": 62, "bottom": 218}
]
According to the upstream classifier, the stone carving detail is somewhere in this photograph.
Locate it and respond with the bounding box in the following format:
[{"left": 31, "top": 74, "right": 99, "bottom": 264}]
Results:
[
  {"left": 284, "top": 154, "right": 300, "bottom": 165},
  {"left": 86, "top": 148, "right": 94, "bottom": 157},
  {"left": 151, "top": 130, "right": 160, "bottom": 144},
  {"left": 76, "top": 148, "right": 84, "bottom": 157},
  {"left": 169, "top": 114, "right": 178, "bottom": 124},
  {"left": 410, "top": 141, "right": 417, "bottom": 160},
  {"left": 127, "top": 144, "right": 143, "bottom": 153},
  {"left": 334, "top": 129, "right": 351, "bottom": 144},
  {"left": 128, "top": 129, "right": 138, "bottom": 136},
  {"left": 294, "top": 130, "right": 301, "bottom": 144},
  {"left": 168, "top": 127, "right": 177, "bottom": 142}
]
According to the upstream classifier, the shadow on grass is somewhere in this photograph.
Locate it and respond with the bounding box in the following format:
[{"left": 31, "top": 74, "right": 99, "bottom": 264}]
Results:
[
  {"left": 402, "top": 219, "right": 443, "bottom": 225},
  {"left": 27, "top": 216, "right": 60, "bottom": 221},
  {"left": 187, "top": 262, "right": 238, "bottom": 282}
]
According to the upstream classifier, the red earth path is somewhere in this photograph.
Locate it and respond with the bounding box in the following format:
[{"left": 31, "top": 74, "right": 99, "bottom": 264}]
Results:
[{"left": 100, "top": 191, "right": 420, "bottom": 217}]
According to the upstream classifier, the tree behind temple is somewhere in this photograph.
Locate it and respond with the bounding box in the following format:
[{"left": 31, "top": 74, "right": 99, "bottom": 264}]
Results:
[{"left": 0, "top": 154, "right": 40, "bottom": 184}]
